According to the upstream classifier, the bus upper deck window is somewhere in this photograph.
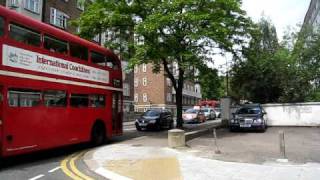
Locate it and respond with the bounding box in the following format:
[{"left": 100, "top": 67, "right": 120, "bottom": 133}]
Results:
[
  {"left": 106, "top": 57, "right": 119, "bottom": 70},
  {"left": 70, "top": 43, "right": 88, "bottom": 61},
  {"left": 91, "top": 51, "right": 106, "bottom": 66},
  {"left": 0, "top": 17, "right": 4, "bottom": 37},
  {"left": 9, "top": 24, "right": 41, "bottom": 47},
  {"left": 44, "top": 35, "right": 68, "bottom": 55}
]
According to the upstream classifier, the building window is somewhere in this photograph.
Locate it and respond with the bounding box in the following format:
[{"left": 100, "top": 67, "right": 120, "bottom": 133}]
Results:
[
  {"left": 24, "top": 0, "right": 40, "bottom": 14},
  {"left": 134, "top": 65, "right": 139, "bottom": 73},
  {"left": 77, "top": 0, "right": 84, "bottom": 11},
  {"left": 50, "top": 8, "right": 69, "bottom": 29},
  {"left": 166, "top": 78, "right": 171, "bottom": 86},
  {"left": 142, "top": 77, "right": 147, "bottom": 86},
  {"left": 143, "top": 93, "right": 148, "bottom": 102},
  {"left": 142, "top": 64, "right": 147, "bottom": 72},
  {"left": 134, "top": 93, "right": 138, "bottom": 102},
  {"left": 134, "top": 79, "right": 139, "bottom": 87},
  {"left": 123, "top": 83, "right": 130, "bottom": 97},
  {"left": 9, "top": 0, "right": 19, "bottom": 8},
  {"left": 167, "top": 93, "right": 172, "bottom": 102}
]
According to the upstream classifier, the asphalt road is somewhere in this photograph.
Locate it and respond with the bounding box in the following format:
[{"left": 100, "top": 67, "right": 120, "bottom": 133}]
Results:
[{"left": 0, "top": 119, "right": 220, "bottom": 180}]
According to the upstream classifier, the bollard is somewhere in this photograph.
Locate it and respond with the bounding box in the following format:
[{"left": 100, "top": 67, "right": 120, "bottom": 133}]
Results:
[
  {"left": 168, "top": 129, "right": 185, "bottom": 148},
  {"left": 213, "top": 128, "right": 221, "bottom": 154},
  {"left": 279, "top": 130, "right": 286, "bottom": 159}
]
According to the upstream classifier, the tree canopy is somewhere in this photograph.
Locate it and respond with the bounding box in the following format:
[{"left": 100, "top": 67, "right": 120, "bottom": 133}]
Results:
[{"left": 75, "top": 0, "right": 252, "bottom": 127}]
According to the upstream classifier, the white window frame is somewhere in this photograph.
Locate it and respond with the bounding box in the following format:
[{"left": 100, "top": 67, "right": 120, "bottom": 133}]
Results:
[
  {"left": 142, "top": 64, "right": 147, "bottom": 72},
  {"left": 77, "top": 0, "right": 85, "bottom": 11},
  {"left": 134, "top": 65, "right": 139, "bottom": 73},
  {"left": 123, "top": 83, "right": 130, "bottom": 97},
  {"left": 134, "top": 79, "right": 139, "bottom": 87},
  {"left": 50, "top": 8, "right": 69, "bottom": 29},
  {"left": 166, "top": 93, "right": 172, "bottom": 102},
  {"left": 24, "top": 0, "right": 40, "bottom": 14},
  {"left": 9, "top": 0, "right": 19, "bottom": 8},
  {"left": 142, "top": 77, "right": 147, "bottom": 86},
  {"left": 134, "top": 93, "right": 138, "bottom": 102},
  {"left": 143, "top": 93, "right": 148, "bottom": 102}
]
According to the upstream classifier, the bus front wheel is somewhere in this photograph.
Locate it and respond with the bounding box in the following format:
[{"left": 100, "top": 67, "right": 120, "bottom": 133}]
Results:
[{"left": 91, "top": 122, "right": 106, "bottom": 146}]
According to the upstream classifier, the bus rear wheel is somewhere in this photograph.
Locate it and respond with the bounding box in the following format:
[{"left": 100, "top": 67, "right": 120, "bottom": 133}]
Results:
[{"left": 91, "top": 123, "right": 106, "bottom": 146}]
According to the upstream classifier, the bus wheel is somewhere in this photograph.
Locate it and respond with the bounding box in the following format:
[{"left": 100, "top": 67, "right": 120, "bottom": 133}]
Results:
[{"left": 91, "top": 123, "right": 105, "bottom": 146}]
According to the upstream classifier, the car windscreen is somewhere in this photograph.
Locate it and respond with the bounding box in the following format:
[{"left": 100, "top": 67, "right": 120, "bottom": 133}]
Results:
[
  {"left": 185, "top": 109, "right": 199, "bottom": 113},
  {"left": 237, "top": 107, "right": 261, "bottom": 114},
  {"left": 202, "top": 109, "right": 210, "bottom": 112},
  {"left": 143, "top": 110, "right": 160, "bottom": 117}
]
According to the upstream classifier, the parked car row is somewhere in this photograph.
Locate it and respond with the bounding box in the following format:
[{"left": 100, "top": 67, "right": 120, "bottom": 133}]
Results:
[{"left": 182, "top": 107, "right": 220, "bottom": 124}]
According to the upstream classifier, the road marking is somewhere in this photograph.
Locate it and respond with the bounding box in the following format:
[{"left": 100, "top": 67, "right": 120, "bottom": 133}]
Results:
[
  {"left": 28, "top": 174, "right": 45, "bottom": 180},
  {"left": 48, "top": 166, "right": 61, "bottom": 173},
  {"left": 69, "top": 152, "right": 94, "bottom": 180},
  {"left": 61, "top": 154, "right": 84, "bottom": 180}
]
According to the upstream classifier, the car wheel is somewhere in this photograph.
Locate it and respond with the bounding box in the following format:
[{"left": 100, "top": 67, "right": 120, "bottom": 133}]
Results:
[{"left": 136, "top": 124, "right": 142, "bottom": 131}]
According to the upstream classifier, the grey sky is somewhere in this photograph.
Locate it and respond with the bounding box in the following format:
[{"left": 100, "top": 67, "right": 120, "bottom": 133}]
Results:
[
  {"left": 242, "top": 0, "right": 310, "bottom": 38},
  {"left": 213, "top": 0, "right": 310, "bottom": 70}
]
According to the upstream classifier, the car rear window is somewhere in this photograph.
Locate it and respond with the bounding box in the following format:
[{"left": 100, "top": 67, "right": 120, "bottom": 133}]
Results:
[{"left": 143, "top": 110, "right": 160, "bottom": 117}]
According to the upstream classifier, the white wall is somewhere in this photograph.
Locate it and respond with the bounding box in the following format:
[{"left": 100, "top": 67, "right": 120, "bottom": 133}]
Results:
[{"left": 262, "top": 103, "right": 320, "bottom": 126}]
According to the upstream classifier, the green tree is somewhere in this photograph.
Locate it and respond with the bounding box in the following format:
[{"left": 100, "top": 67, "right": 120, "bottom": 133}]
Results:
[
  {"left": 75, "top": 0, "right": 251, "bottom": 128},
  {"left": 231, "top": 18, "right": 289, "bottom": 103},
  {"left": 198, "top": 66, "right": 224, "bottom": 100}
]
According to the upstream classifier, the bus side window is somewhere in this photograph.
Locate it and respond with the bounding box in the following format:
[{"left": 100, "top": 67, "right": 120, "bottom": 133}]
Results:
[
  {"left": 44, "top": 90, "right": 67, "bottom": 107},
  {"left": 70, "top": 94, "right": 89, "bottom": 107},
  {"left": 8, "top": 89, "right": 41, "bottom": 107},
  {"left": 89, "top": 94, "right": 105, "bottom": 108},
  {"left": 70, "top": 43, "right": 88, "bottom": 61},
  {"left": 106, "top": 56, "right": 119, "bottom": 70},
  {"left": 91, "top": 51, "right": 106, "bottom": 67},
  {"left": 0, "top": 16, "right": 4, "bottom": 37},
  {"left": 44, "top": 35, "right": 68, "bottom": 55},
  {"left": 9, "top": 24, "right": 41, "bottom": 47}
]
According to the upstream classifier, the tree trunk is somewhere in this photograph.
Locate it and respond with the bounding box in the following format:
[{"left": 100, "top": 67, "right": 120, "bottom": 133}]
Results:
[{"left": 176, "top": 86, "right": 183, "bottom": 128}]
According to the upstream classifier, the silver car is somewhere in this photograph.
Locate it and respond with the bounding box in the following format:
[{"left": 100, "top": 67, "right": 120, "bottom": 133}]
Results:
[{"left": 202, "top": 108, "right": 216, "bottom": 120}]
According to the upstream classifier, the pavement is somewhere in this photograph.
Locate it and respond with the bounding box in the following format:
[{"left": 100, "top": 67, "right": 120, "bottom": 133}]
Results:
[{"left": 83, "top": 124, "right": 320, "bottom": 180}]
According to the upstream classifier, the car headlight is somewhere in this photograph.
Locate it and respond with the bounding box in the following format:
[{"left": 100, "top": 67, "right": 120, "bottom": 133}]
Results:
[
  {"left": 255, "top": 118, "right": 262, "bottom": 123},
  {"left": 231, "top": 119, "right": 235, "bottom": 123}
]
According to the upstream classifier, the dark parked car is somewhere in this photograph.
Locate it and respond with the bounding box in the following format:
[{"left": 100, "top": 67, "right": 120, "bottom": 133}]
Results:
[
  {"left": 135, "top": 109, "right": 174, "bottom": 131},
  {"left": 229, "top": 104, "right": 267, "bottom": 132}
]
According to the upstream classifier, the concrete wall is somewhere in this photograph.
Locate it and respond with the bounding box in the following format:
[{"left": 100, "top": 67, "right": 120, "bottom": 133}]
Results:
[{"left": 262, "top": 103, "right": 320, "bottom": 126}]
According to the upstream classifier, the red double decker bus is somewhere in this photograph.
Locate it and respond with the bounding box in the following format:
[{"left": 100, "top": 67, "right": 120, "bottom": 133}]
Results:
[{"left": 0, "top": 6, "right": 123, "bottom": 157}]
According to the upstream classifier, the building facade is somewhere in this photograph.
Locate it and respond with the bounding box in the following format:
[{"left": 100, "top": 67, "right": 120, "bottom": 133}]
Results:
[
  {"left": 304, "top": 0, "right": 320, "bottom": 30},
  {"left": 43, "top": 0, "right": 84, "bottom": 33},
  {"left": 1, "top": 0, "right": 43, "bottom": 21},
  {"left": 134, "top": 63, "right": 202, "bottom": 115}
]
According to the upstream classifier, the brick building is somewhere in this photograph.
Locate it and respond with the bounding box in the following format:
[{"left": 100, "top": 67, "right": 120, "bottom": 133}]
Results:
[
  {"left": 1, "top": 0, "right": 44, "bottom": 21},
  {"left": 134, "top": 63, "right": 202, "bottom": 115}
]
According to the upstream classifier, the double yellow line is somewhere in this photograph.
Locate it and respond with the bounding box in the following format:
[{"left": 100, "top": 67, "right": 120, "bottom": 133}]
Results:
[{"left": 61, "top": 151, "right": 94, "bottom": 180}]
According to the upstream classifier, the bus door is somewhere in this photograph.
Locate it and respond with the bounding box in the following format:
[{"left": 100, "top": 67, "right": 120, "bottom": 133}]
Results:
[{"left": 112, "top": 92, "right": 122, "bottom": 135}]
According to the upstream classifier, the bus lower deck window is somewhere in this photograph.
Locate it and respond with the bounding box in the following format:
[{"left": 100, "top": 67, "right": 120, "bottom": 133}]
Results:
[
  {"left": 9, "top": 24, "right": 41, "bottom": 47},
  {"left": 0, "top": 16, "right": 4, "bottom": 37},
  {"left": 70, "top": 94, "right": 89, "bottom": 107},
  {"left": 89, "top": 94, "right": 105, "bottom": 108},
  {"left": 8, "top": 89, "right": 41, "bottom": 107},
  {"left": 44, "top": 35, "right": 68, "bottom": 54},
  {"left": 44, "top": 90, "right": 67, "bottom": 107}
]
